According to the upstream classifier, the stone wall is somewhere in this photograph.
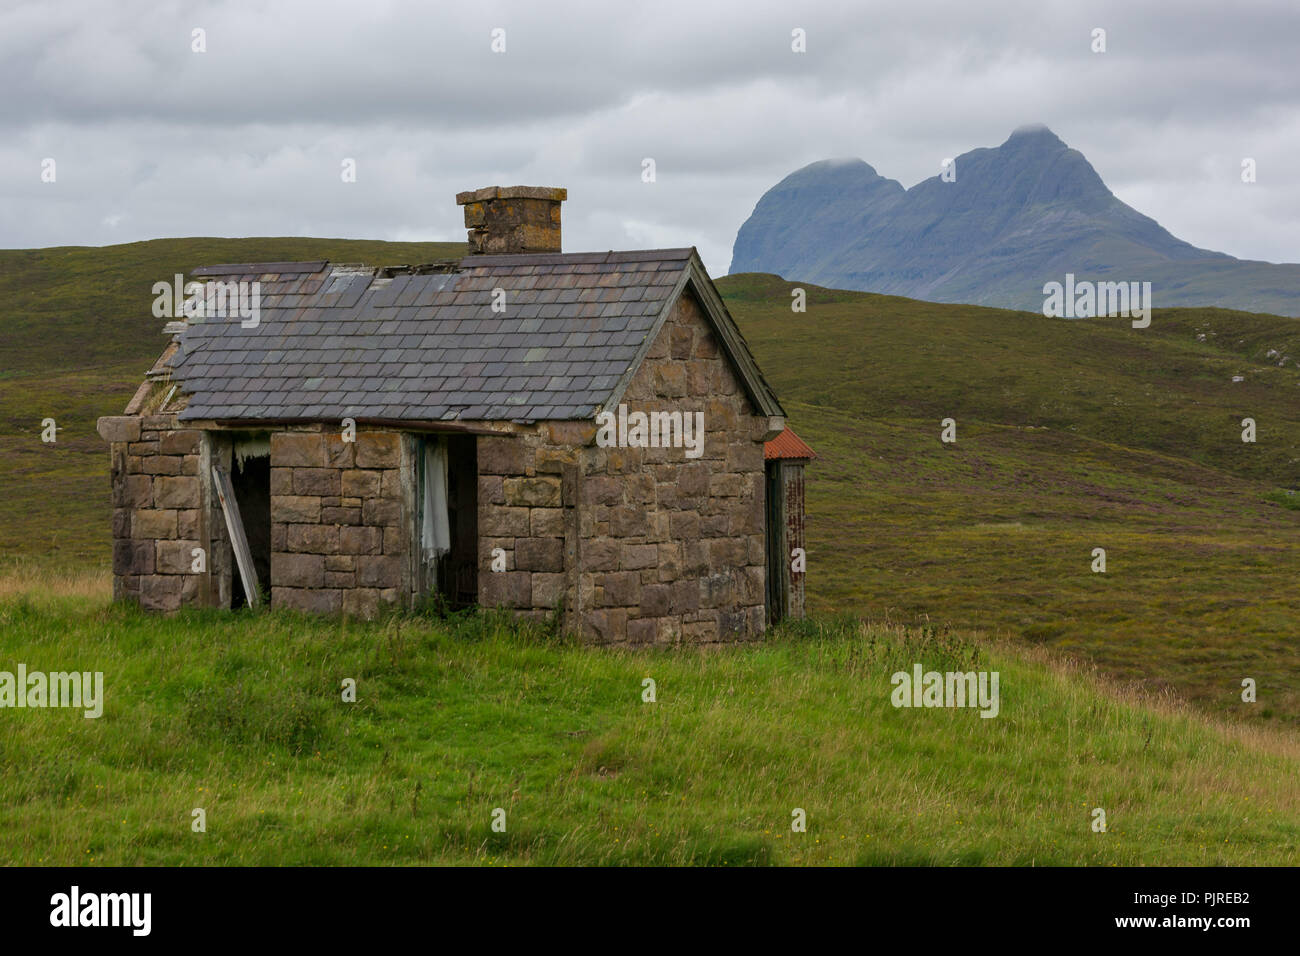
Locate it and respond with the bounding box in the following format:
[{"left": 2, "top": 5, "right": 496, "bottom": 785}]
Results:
[
  {"left": 104, "top": 289, "right": 775, "bottom": 639},
  {"left": 577, "top": 290, "right": 767, "bottom": 644},
  {"left": 102, "top": 412, "right": 206, "bottom": 612},
  {"left": 102, "top": 416, "right": 412, "bottom": 617},
  {"left": 473, "top": 289, "right": 770, "bottom": 644},
  {"left": 475, "top": 427, "right": 573, "bottom": 619},
  {"left": 268, "top": 430, "right": 410, "bottom": 616}
]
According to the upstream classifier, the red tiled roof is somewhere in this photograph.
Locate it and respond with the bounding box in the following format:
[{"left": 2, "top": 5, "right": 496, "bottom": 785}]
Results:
[{"left": 765, "top": 427, "right": 817, "bottom": 461}]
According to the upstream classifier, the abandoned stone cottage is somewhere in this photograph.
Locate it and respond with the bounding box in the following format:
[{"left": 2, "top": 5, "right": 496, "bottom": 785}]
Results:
[{"left": 97, "top": 186, "right": 814, "bottom": 643}]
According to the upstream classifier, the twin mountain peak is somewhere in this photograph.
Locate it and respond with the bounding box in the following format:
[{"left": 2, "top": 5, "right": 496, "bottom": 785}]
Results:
[{"left": 729, "top": 125, "right": 1300, "bottom": 316}]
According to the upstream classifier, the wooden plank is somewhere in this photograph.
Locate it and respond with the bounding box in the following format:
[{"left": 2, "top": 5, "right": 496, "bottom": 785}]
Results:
[{"left": 211, "top": 464, "right": 261, "bottom": 608}]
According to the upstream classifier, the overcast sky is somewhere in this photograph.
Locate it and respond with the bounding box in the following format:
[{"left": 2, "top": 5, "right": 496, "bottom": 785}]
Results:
[{"left": 3, "top": 0, "right": 1297, "bottom": 276}]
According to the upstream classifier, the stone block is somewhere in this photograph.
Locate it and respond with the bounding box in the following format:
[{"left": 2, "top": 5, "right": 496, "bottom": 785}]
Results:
[
  {"left": 656, "top": 541, "right": 682, "bottom": 581},
  {"left": 341, "top": 469, "right": 381, "bottom": 498},
  {"left": 356, "top": 554, "right": 402, "bottom": 588},
  {"left": 286, "top": 523, "right": 339, "bottom": 554},
  {"left": 133, "top": 509, "right": 177, "bottom": 539},
  {"left": 154, "top": 475, "right": 199, "bottom": 510},
  {"left": 273, "top": 495, "right": 321, "bottom": 524},
  {"left": 294, "top": 467, "right": 341, "bottom": 496},
  {"left": 141, "top": 455, "right": 182, "bottom": 476},
  {"left": 272, "top": 433, "right": 325, "bottom": 468},
  {"left": 177, "top": 509, "right": 200, "bottom": 538},
  {"left": 515, "top": 536, "right": 563, "bottom": 572},
  {"left": 139, "top": 574, "right": 183, "bottom": 612},
  {"left": 609, "top": 507, "right": 648, "bottom": 537},
  {"left": 114, "top": 538, "right": 154, "bottom": 576},
  {"left": 322, "top": 506, "right": 362, "bottom": 525},
  {"left": 354, "top": 432, "right": 401, "bottom": 468},
  {"left": 478, "top": 436, "right": 528, "bottom": 475},
  {"left": 324, "top": 434, "right": 356, "bottom": 468},
  {"left": 97, "top": 416, "right": 141, "bottom": 443},
  {"left": 530, "top": 507, "right": 563, "bottom": 536},
  {"left": 271, "top": 467, "right": 294, "bottom": 495},
  {"left": 503, "top": 476, "right": 562, "bottom": 507},
  {"left": 324, "top": 571, "right": 355, "bottom": 589},
  {"left": 584, "top": 475, "right": 624, "bottom": 506},
  {"left": 627, "top": 617, "right": 658, "bottom": 645},
  {"left": 363, "top": 498, "right": 401, "bottom": 527},
  {"left": 583, "top": 537, "right": 619, "bottom": 572},
  {"left": 582, "top": 607, "right": 627, "bottom": 643},
  {"left": 641, "top": 583, "right": 671, "bottom": 617},
  {"left": 340, "top": 525, "right": 383, "bottom": 555},
  {"left": 600, "top": 571, "right": 640, "bottom": 607},
  {"left": 480, "top": 505, "right": 530, "bottom": 537},
  {"left": 478, "top": 475, "right": 505, "bottom": 505},
  {"left": 342, "top": 587, "right": 394, "bottom": 619},
  {"left": 481, "top": 570, "right": 531, "bottom": 608},
  {"left": 543, "top": 421, "right": 597, "bottom": 446},
  {"left": 621, "top": 543, "right": 657, "bottom": 570},
  {"left": 274, "top": 587, "right": 342, "bottom": 614},
  {"left": 155, "top": 539, "right": 200, "bottom": 574},
  {"left": 159, "top": 430, "right": 201, "bottom": 455},
  {"left": 531, "top": 572, "right": 565, "bottom": 608},
  {"left": 114, "top": 475, "right": 152, "bottom": 509},
  {"left": 271, "top": 552, "right": 325, "bottom": 588},
  {"left": 324, "top": 553, "right": 356, "bottom": 572}
]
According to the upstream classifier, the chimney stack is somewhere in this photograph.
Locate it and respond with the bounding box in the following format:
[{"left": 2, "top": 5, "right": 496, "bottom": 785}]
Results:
[{"left": 456, "top": 186, "right": 567, "bottom": 255}]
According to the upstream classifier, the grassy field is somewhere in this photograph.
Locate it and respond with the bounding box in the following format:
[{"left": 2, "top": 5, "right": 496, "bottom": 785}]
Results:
[
  {"left": 0, "top": 239, "right": 1297, "bottom": 865},
  {"left": 0, "top": 581, "right": 1296, "bottom": 866},
  {"left": 721, "top": 274, "right": 1300, "bottom": 728}
]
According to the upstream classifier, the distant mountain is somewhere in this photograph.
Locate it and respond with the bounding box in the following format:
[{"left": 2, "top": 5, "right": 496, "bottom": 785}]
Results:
[{"left": 730, "top": 125, "right": 1300, "bottom": 316}]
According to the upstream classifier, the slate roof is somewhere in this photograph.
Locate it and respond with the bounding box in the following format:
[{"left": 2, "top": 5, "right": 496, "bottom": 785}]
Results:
[{"left": 167, "top": 248, "right": 783, "bottom": 424}]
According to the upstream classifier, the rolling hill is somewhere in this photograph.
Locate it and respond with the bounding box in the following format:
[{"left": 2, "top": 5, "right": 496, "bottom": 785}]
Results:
[
  {"left": 1, "top": 237, "right": 1298, "bottom": 867},
  {"left": 0, "top": 239, "right": 1297, "bottom": 729}
]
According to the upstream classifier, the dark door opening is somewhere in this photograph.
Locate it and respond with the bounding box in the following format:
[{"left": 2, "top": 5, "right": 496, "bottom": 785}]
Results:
[
  {"left": 765, "top": 460, "right": 787, "bottom": 625},
  {"left": 416, "top": 434, "right": 478, "bottom": 608},
  {"left": 230, "top": 454, "right": 271, "bottom": 609}
]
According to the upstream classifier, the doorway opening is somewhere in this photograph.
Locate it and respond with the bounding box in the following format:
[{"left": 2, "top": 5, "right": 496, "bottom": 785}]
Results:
[
  {"left": 415, "top": 433, "right": 478, "bottom": 608},
  {"left": 765, "top": 459, "right": 788, "bottom": 625},
  {"left": 227, "top": 437, "right": 271, "bottom": 609}
]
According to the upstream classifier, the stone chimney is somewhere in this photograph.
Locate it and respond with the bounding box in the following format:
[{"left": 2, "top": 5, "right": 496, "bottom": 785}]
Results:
[{"left": 456, "top": 186, "right": 566, "bottom": 255}]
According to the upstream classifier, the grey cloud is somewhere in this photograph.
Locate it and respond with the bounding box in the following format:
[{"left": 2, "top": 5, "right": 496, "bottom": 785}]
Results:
[{"left": 2, "top": 0, "right": 1298, "bottom": 274}]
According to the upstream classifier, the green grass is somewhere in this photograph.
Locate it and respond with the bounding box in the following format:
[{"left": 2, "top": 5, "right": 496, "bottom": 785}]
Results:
[
  {"left": 721, "top": 274, "right": 1300, "bottom": 726},
  {"left": 1, "top": 241, "right": 1299, "bottom": 865},
  {"left": 0, "top": 592, "right": 1295, "bottom": 865}
]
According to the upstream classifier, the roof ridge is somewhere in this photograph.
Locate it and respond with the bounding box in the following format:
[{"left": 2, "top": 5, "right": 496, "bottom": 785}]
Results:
[{"left": 190, "top": 261, "right": 328, "bottom": 277}]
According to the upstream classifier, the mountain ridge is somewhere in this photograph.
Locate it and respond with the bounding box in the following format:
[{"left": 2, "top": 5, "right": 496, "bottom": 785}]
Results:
[{"left": 729, "top": 126, "right": 1299, "bottom": 316}]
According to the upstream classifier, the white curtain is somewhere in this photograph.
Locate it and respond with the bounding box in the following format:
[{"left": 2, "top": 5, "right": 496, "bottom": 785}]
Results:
[{"left": 421, "top": 437, "right": 451, "bottom": 562}]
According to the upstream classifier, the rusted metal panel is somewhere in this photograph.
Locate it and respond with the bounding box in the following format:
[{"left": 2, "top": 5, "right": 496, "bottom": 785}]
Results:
[
  {"left": 765, "top": 427, "right": 817, "bottom": 461},
  {"left": 784, "top": 461, "right": 807, "bottom": 620}
]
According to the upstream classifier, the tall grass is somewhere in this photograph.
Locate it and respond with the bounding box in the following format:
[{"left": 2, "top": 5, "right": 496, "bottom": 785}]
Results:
[{"left": 0, "top": 574, "right": 1295, "bottom": 866}]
